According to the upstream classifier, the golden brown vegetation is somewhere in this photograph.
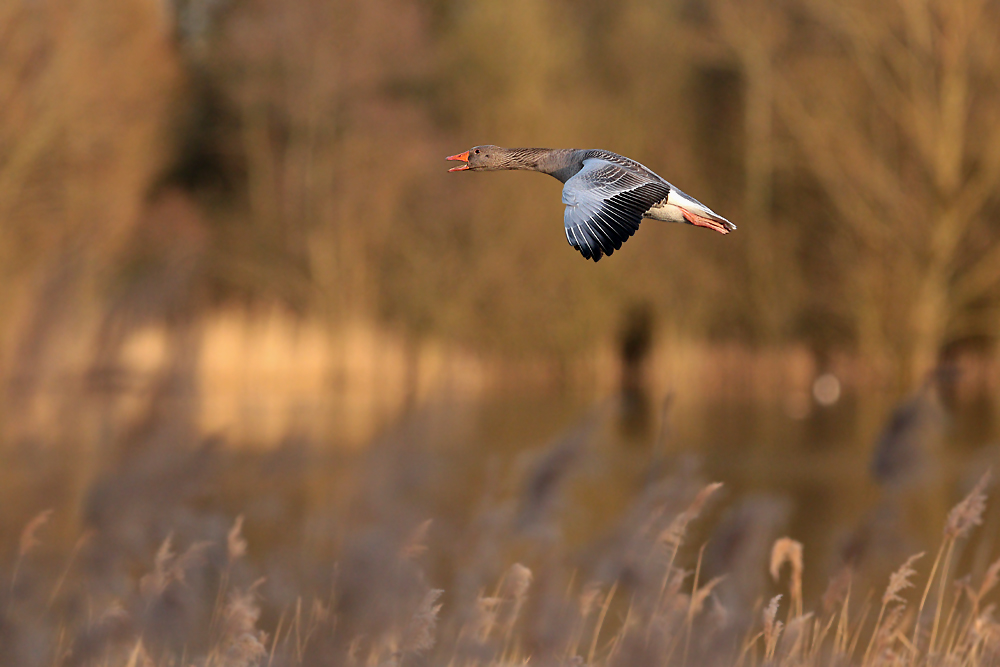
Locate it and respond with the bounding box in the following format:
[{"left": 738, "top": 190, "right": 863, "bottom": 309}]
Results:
[{"left": 1, "top": 434, "right": 997, "bottom": 667}]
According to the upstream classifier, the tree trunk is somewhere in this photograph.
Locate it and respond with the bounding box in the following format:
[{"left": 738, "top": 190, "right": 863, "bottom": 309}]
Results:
[
  {"left": 906, "top": 265, "right": 949, "bottom": 388},
  {"left": 742, "top": 42, "right": 788, "bottom": 344}
]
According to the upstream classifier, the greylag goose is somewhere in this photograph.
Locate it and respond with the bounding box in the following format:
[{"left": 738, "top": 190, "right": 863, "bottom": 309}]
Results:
[{"left": 446, "top": 146, "right": 735, "bottom": 261}]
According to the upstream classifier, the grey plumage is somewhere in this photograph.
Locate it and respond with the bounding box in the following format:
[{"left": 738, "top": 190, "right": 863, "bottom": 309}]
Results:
[{"left": 447, "top": 146, "right": 736, "bottom": 261}]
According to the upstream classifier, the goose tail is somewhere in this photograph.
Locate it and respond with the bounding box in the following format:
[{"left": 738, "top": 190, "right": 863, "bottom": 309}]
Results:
[{"left": 668, "top": 188, "right": 736, "bottom": 234}]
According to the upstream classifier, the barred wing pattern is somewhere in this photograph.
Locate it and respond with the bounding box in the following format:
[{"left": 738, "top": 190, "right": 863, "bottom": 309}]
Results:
[{"left": 562, "top": 158, "right": 671, "bottom": 261}]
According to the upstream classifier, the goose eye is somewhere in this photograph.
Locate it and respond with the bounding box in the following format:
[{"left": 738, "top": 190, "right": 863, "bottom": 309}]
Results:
[{"left": 475, "top": 149, "right": 480, "bottom": 154}]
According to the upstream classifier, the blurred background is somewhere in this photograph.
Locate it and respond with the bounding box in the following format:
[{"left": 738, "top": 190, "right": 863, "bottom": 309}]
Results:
[{"left": 2, "top": 0, "right": 1000, "bottom": 664}]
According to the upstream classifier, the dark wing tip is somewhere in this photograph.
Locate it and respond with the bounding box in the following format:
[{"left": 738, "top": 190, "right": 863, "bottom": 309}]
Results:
[
  {"left": 571, "top": 239, "right": 604, "bottom": 261},
  {"left": 566, "top": 224, "right": 607, "bottom": 261},
  {"left": 564, "top": 180, "right": 670, "bottom": 262}
]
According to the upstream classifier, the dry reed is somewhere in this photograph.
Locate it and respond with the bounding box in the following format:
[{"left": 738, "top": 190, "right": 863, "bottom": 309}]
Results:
[
  {"left": 2, "top": 431, "right": 999, "bottom": 667},
  {"left": 770, "top": 537, "right": 804, "bottom": 620},
  {"left": 916, "top": 470, "right": 992, "bottom": 653}
]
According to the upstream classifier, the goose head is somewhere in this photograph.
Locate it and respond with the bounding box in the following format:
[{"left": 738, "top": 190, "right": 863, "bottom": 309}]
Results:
[{"left": 446, "top": 145, "right": 505, "bottom": 172}]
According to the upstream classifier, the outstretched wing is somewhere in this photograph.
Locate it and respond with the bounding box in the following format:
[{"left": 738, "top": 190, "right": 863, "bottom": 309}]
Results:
[{"left": 562, "top": 158, "right": 670, "bottom": 261}]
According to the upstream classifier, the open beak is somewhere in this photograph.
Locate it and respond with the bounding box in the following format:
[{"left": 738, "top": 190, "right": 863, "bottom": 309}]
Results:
[{"left": 446, "top": 151, "right": 470, "bottom": 171}]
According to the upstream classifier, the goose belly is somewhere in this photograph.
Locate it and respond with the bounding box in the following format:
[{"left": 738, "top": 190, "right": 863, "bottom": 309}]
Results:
[{"left": 644, "top": 202, "right": 686, "bottom": 224}]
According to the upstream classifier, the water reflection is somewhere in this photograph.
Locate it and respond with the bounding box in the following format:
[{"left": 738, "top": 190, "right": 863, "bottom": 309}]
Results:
[
  {"left": 433, "top": 387, "right": 999, "bottom": 600},
  {"left": 1, "top": 382, "right": 997, "bottom": 615},
  {"left": 618, "top": 304, "right": 656, "bottom": 441}
]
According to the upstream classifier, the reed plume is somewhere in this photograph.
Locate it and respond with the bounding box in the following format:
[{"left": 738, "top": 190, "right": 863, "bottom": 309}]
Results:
[
  {"left": 884, "top": 552, "right": 924, "bottom": 606},
  {"left": 976, "top": 557, "right": 1000, "bottom": 605},
  {"left": 658, "top": 482, "right": 724, "bottom": 551},
  {"left": 499, "top": 562, "right": 533, "bottom": 643},
  {"left": 227, "top": 515, "right": 247, "bottom": 563},
  {"left": 946, "top": 471, "right": 992, "bottom": 540},
  {"left": 863, "top": 552, "right": 923, "bottom": 666},
  {"left": 917, "top": 470, "right": 992, "bottom": 653},
  {"left": 763, "top": 594, "right": 784, "bottom": 661},
  {"left": 401, "top": 519, "right": 433, "bottom": 559},
  {"left": 399, "top": 588, "right": 443, "bottom": 658},
  {"left": 770, "top": 537, "right": 804, "bottom": 619},
  {"left": 18, "top": 509, "right": 53, "bottom": 557},
  {"left": 215, "top": 586, "right": 268, "bottom": 667},
  {"left": 10, "top": 509, "right": 53, "bottom": 609}
]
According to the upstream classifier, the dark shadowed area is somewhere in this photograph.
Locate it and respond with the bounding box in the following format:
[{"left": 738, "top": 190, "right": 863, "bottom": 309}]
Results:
[{"left": 2, "top": 0, "right": 1000, "bottom": 665}]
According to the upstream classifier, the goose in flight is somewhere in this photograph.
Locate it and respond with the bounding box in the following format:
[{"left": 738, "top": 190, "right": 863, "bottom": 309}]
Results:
[{"left": 446, "top": 146, "right": 735, "bottom": 261}]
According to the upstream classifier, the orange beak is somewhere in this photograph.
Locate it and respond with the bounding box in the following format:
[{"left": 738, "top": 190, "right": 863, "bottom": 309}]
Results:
[{"left": 446, "top": 151, "right": 470, "bottom": 171}]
